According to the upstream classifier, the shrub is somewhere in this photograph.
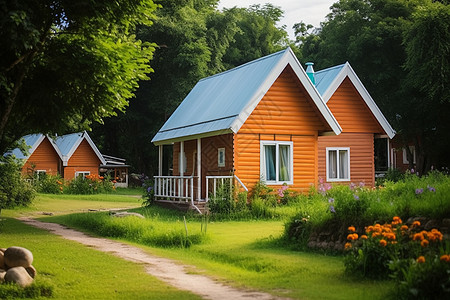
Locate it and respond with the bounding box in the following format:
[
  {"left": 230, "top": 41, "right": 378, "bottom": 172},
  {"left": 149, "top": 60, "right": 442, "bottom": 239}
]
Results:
[
  {"left": 0, "top": 156, "right": 35, "bottom": 210},
  {"left": 344, "top": 216, "right": 448, "bottom": 289},
  {"left": 141, "top": 177, "right": 154, "bottom": 207},
  {"left": 390, "top": 252, "right": 450, "bottom": 299},
  {"left": 33, "top": 174, "right": 64, "bottom": 194},
  {"left": 65, "top": 174, "right": 114, "bottom": 194}
]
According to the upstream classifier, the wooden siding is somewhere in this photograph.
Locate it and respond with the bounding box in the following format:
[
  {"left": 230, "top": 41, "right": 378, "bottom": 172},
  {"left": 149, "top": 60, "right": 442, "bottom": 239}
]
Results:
[
  {"left": 64, "top": 139, "right": 101, "bottom": 180},
  {"left": 22, "top": 137, "right": 60, "bottom": 177},
  {"left": 327, "top": 78, "right": 384, "bottom": 134},
  {"left": 318, "top": 133, "right": 375, "bottom": 186},
  {"left": 235, "top": 66, "right": 327, "bottom": 193}
]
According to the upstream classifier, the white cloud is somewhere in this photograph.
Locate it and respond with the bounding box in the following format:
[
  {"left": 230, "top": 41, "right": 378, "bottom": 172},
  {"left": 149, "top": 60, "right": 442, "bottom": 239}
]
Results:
[{"left": 218, "top": 0, "right": 336, "bottom": 39}]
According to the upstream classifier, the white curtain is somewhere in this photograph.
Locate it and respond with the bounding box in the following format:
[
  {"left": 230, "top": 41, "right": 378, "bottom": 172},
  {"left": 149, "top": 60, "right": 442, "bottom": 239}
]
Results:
[
  {"left": 279, "top": 145, "right": 290, "bottom": 181},
  {"left": 328, "top": 150, "right": 337, "bottom": 179},
  {"left": 339, "top": 150, "right": 348, "bottom": 179},
  {"left": 264, "top": 145, "right": 276, "bottom": 181}
]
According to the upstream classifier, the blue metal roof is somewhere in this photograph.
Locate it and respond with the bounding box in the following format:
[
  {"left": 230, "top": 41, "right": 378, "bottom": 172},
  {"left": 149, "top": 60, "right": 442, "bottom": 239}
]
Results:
[
  {"left": 6, "top": 134, "right": 43, "bottom": 159},
  {"left": 53, "top": 132, "right": 83, "bottom": 157},
  {"left": 152, "top": 49, "right": 292, "bottom": 144},
  {"left": 314, "top": 63, "right": 346, "bottom": 96}
]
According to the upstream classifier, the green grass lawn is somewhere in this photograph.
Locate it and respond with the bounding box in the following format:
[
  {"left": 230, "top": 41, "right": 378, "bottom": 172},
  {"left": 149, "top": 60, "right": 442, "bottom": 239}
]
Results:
[
  {"left": 36, "top": 201, "right": 394, "bottom": 300},
  {"left": 2, "top": 192, "right": 394, "bottom": 299},
  {"left": 2, "top": 192, "right": 142, "bottom": 218},
  {"left": 144, "top": 220, "right": 394, "bottom": 300},
  {"left": 0, "top": 217, "right": 200, "bottom": 299}
]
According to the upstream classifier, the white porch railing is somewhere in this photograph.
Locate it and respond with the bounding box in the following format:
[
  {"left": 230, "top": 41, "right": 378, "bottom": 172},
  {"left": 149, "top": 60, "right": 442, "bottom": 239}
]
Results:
[
  {"left": 205, "top": 175, "right": 248, "bottom": 202},
  {"left": 154, "top": 176, "right": 195, "bottom": 202}
]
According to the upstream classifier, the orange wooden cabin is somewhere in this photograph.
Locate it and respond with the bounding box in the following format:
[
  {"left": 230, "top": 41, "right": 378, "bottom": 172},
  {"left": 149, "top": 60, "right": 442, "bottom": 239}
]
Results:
[
  {"left": 152, "top": 48, "right": 343, "bottom": 211},
  {"left": 15, "top": 134, "right": 63, "bottom": 178},
  {"left": 309, "top": 62, "right": 396, "bottom": 187},
  {"left": 9, "top": 132, "right": 129, "bottom": 186}
]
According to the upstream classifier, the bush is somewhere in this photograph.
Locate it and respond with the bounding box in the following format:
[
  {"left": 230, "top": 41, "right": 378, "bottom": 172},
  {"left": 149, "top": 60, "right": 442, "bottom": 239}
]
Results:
[
  {"left": 0, "top": 156, "right": 35, "bottom": 210},
  {"left": 344, "top": 216, "right": 448, "bottom": 287},
  {"left": 65, "top": 174, "right": 114, "bottom": 194},
  {"left": 33, "top": 174, "right": 63, "bottom": 194}
]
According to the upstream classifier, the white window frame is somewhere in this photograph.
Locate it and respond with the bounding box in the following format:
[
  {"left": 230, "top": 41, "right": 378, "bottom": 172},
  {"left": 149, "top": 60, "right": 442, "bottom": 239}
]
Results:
[
  {"left": 75, "top": 171, "right": 90, "bottom": 179},
  {"left": 326, "top": 147, "right": 350, "bottom": 182},
  {"left": 34, "top": 170, "right": 46, "bottom": 179},
  {"left": 218, "top": 148, "right": 225, "bottom": 167},
  {"left": 260, "top": 141, "right": 294, "bottom": 185},
  {"left": 402, "top": 146, "right": 416, "bottom": 164}
]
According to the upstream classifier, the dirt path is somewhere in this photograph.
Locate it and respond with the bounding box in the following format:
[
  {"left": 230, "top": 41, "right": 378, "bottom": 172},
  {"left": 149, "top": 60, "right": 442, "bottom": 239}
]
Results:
[{"left": 20, "top": 218, "right": 287, "bottom": 300}]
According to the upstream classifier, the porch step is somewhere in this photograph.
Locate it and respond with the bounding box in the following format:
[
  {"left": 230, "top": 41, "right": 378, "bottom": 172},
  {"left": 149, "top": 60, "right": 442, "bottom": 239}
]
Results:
[{"left": 154, "top": 199, "right": 209, "bottom": 214}]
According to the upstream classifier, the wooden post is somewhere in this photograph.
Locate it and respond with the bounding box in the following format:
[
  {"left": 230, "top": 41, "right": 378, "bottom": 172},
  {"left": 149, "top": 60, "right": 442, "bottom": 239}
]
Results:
[
  {"left": 158, "top": 145, "right": 163, "bottom": 176},
  {"left": 197, "top": 138, "right": 201, "bottom": 201}
]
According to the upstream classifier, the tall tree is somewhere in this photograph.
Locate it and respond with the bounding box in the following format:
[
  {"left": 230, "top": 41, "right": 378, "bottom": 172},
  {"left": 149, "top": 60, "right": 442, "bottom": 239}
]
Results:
[
  {"left": 0, "top": 0, "right": 158, "bottom": 154},
  {"left": 299, "top": 0, "right": 449, "bottom": 173},
  {"left": 91, "top": 1, "right": 290, "bottom": 176}
]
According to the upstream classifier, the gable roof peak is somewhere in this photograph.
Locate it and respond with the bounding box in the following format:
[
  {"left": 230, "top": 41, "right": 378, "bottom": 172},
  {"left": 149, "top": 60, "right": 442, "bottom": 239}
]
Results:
[{"left": 152, "top": 47, "right": 341, "bottom": 145}]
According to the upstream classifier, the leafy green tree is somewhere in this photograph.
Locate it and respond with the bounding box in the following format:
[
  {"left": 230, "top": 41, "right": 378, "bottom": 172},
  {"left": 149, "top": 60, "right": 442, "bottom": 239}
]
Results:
[
  {"left": 92, "top": 1, "right": 290, "bottom": 176},
  {"left": 222, "top": 4, "right": 289, "bottom": 68},
  {"left": 299, "top": 0, "right": 450, "bottom": 173},
  {"left": 0, "top": 0, "right": 158, "bottom": 154}
]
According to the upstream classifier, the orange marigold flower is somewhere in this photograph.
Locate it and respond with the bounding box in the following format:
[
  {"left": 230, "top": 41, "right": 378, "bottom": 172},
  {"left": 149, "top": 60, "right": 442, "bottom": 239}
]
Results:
[
  {"left": 412, "top": 221, "right": 421, "bottom": 227},
  {"left": 348, "top": 226, "right": 356, "bottom": 232},
  {"left": 385, "top": 233, "right": 396, "bottom": 240},
  {"left": 379, "top": 239, "right": 387, "bottom": 247},
  {"left": 360, "top": 235, "right": 368, "bottom": 240},
  {"left": 440, "top": 255, "right": 450, "bottom": 263},
  {"left": 417, "top": 256, "right": 426, "bottom": 263},
  {"left": 347, "top": 233, "right": 358, "bottom": 240},
  {"left": 392, "top": 216, "right": 402, "bottom": 225},
  {"left": 400, "top": 225, "right": 408, "bottom": 231},
  {"left": 372, "top": 232, "right": 381, "bottom": 238},
  {"left": 421, "top": 239, "right": 429, "bottom": 248},
  {"left": 344, "top": 242, "right": 352, "bottom": 250},
  {"left": 413, "top": 233, "right": 423, "bottom": 241},
  {"left": 366, "top": 225, "right": 374, "bottom": 233}
]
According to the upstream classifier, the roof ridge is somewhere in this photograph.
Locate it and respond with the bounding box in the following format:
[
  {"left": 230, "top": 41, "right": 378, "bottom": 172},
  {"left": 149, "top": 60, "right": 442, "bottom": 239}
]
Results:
[
  {"left": 199, "top": 48, "right": 289, "bottom": 82},
  {"left": 315, "top": 63, "right": 347, "bottom": 74}
]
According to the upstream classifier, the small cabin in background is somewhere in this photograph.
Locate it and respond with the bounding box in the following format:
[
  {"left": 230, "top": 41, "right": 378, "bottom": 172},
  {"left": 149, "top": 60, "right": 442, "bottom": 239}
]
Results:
[
  {"left": 7, "top": 131, "right": 129, "bottom": 187},
  {"left": 53, "top": 132, "right": 106, "bottom": 180}
]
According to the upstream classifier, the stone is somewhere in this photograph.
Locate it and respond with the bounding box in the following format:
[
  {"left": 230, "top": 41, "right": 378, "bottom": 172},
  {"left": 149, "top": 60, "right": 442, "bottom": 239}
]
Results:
[
  {"left": 25, "top": 265, "right": 37, "bottom": 278},
  {"left": 4, "top": 246, "right": 33, "bottom": 268},
  {"left": 5, "top": 267, "right": 34, "bottom": 287},
  {"left": 111, "top": 212, "right": 145, "bottom": 219},
  {"left": 0, "top": 251, "right": 5, "bottom": 269},
  {"left": 0, "top": 269, "right": 6, "bottom": 282},
  {"left": 424, "top": 219, "right": 440, "bottom": 231}
]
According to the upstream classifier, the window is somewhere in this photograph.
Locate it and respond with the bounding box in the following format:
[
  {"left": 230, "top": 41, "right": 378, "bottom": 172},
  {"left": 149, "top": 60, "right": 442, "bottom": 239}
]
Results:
[
  {"left": 34, "top": 170, "right": 46, "bottom": 180},
  {"left": 218, "top": 148, "right": 225, "bottom": 167},
  {"left": 75, "top": 171, "right": 90, "bottom": 179},
  {"left": 402, "top": 146, "right": 416, "bottom": 164},
  {"left": 260, "top": 141, "right": 293, "bottom": 184},
  {"left": 326, "top": 148, "right": 350, "bottom": 181}
]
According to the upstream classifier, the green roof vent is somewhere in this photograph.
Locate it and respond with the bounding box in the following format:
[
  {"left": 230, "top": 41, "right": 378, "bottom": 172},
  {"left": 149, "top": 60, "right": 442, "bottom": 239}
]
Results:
[{"left": 305, "top": 62, "right": 315, "bottom": 85}]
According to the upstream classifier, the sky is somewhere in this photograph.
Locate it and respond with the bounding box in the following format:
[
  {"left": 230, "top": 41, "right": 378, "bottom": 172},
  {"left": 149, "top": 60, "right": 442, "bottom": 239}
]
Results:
[{"left": 218, "top": 0, "right": 336, "bottom": 40}]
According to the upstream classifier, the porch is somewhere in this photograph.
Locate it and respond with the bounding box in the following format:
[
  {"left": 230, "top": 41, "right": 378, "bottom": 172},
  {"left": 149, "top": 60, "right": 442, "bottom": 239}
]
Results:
[{"left": 154, "top": 175, "right": 248, "bottom": 214}]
